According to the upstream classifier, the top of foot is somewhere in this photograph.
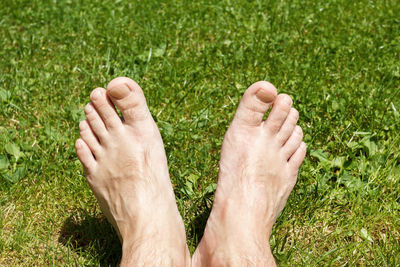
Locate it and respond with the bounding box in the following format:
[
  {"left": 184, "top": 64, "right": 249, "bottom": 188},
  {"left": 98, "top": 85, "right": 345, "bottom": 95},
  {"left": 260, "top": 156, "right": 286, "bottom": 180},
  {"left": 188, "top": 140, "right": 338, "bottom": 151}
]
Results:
[
  {"left": 75, "top": 77, "right": 190, "bottom": 266},
  {"left": 194, "top": 81, "right": 306, "bottom": 266}
]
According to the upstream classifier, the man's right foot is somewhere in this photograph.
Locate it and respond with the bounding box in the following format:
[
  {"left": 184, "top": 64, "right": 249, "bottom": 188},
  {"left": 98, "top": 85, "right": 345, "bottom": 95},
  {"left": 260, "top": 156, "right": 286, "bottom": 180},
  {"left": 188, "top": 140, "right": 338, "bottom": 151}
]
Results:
[
  {"left": 193, "top": 81, "right": 306, "bottom": 266},
  {"left": 75, "top": 77, "right": 190, "bottom": 266}
]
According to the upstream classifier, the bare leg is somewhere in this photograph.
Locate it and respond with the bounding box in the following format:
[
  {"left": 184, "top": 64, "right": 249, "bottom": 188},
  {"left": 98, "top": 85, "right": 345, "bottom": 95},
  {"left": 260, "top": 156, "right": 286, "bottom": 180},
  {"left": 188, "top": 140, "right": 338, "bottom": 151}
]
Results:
[
  {"left": 193, "top": 81, "right": 306, "bottom": 266},
  {"left": 75, "top": 77, "right": 190, "bottom": 266}
]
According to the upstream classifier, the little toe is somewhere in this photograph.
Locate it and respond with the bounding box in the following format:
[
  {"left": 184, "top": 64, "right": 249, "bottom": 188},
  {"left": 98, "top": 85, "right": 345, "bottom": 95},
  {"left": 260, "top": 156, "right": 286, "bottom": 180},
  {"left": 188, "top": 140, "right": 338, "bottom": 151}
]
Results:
[
  {"left": 282, "top": 125, "right": 303, "bottom": 159},
  {"left": 89, "top": 88, "right": 121, "bottom": 129},
  {"left": 106, "top": 77, "right": 151, "bottom": 125},
  {"left": 233, "top": 81, "right": 277, "bottom": 127},
  {"left": 289, "top": 142, "right": 307, "bottom": 170},
  {"left": 264, "top": 94, "right": 292, "bottom": 133},
  {"left": 85, "top": 103, "right": 108, "bottom": 142},
  {"left": 75, "top": 138, "right": 97, "bottom": 170},
  {"left": 276, "top": 108, "right": 299, "bottom": 145},
  {"left": 79, "top": 120, "right": 101, "bottom": 155}
]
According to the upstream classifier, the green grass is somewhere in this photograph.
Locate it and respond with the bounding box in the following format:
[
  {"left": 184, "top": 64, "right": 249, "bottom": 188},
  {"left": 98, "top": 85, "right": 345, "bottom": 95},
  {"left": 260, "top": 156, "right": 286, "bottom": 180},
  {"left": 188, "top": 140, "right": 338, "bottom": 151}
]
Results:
[{"left": 0, "top": 0, "right": 399, "bottom": 265}]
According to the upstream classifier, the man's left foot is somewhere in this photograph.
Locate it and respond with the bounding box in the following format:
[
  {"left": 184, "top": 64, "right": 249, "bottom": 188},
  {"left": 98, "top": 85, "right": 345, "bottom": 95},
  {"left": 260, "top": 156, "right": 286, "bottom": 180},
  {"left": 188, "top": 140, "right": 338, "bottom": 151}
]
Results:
[{"left": 75, "top": 77, "right": 190, "bottom": 266}]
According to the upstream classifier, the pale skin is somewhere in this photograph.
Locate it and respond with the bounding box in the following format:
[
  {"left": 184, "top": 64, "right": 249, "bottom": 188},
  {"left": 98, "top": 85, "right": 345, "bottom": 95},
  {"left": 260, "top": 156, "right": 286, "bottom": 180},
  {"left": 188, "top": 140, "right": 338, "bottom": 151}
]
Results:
[{"left": 75, "top": 77, "right": 306, "bottom": 266}]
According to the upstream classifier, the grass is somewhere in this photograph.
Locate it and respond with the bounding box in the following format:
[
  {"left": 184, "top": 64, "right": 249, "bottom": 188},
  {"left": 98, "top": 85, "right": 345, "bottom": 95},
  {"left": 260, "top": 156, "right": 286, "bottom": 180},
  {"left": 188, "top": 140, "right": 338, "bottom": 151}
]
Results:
[{"left": 0, "top": 0, "right": 399, "bottom": 265}]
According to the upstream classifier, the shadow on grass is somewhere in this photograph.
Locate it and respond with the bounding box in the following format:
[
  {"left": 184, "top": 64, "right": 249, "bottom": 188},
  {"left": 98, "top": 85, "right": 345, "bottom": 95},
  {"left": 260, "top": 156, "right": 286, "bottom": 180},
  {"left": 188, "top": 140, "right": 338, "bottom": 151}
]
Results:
[
  {"left": 186, "top": 200, "right": 213, "bottom": 250},
  {"left": 58, "top": 211, "right": 121, "bottom": 266},
  {"left": 59, "top": 204, "right": 212, "bottom": 262}
]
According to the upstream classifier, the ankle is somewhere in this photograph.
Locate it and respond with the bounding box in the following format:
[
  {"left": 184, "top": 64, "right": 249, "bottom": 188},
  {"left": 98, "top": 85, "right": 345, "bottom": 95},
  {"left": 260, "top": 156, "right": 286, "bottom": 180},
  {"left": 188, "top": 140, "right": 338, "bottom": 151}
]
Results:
[
  {"left": 194, "top": 226, "right": 275, "bottom": 267},
  {"left": 194, "top": 243, "right": 276, "bottom": 267},
  {"left": 121, "top": 238, "right": 190, "bottom": 267}
]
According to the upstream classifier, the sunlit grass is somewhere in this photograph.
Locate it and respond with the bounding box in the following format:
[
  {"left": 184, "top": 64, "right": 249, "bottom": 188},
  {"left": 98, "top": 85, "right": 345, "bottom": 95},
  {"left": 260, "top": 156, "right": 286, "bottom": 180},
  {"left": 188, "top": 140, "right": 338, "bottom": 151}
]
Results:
[{"left": 0, "top": 0, "right": 399, "bottom": 265}]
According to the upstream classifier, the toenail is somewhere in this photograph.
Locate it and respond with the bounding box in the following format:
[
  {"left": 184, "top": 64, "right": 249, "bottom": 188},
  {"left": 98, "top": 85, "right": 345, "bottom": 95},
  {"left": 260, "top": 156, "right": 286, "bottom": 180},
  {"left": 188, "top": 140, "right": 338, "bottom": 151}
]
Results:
[
  {"left": 296, "top": 127, "right": 303, "bottom": 134},
  {"left": 301, "top": 142, "right": 306, "bottom": 150},
  {"left": 85, "top": 104, "right": 94, "bottom": 113},
  {"left": 108, "top": 83, "right": 130, "bottom": 99},
  {"left": 292, "top": 109, "right": 299, "bottom": 119},
  {"left": 76, "top": 139, "right": 83, "bottom": 149},
  {"left": 281, "top": 95, "right": 292, "bottom": 105},
  {"left": 90, "top": 89, "right": 102, "bottom": 100},
  {"left": 255, "top": 88, "right": 275, "bottom": 103},
  {"left": 79, "top": 120, "right": 88, "bottom": 130}
]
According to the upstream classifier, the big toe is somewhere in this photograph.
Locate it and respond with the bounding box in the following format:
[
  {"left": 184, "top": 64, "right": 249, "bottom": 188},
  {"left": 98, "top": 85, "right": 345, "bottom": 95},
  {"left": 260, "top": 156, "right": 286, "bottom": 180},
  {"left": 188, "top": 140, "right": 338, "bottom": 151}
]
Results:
[
  {"left": 106, "top": 77, "right": 151, "bottom": 125},
  {"left": 233, "top": 81, "right": 277, "bottom": 127}
]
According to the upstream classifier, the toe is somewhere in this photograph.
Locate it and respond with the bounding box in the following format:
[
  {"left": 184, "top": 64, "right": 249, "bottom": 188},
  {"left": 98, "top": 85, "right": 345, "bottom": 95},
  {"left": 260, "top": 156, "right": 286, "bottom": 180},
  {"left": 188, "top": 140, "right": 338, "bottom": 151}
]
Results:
[
  {"left": 233, "top": 81, "right": 277, "bottom": 127},
  {"left": 85, "top": 103, "right": 108, "bottom": 142},
  {"left": 90, "top": 88, "right": 121, "bottom": 129},
  {"left": 289, "top": 142, "right": 307, "bottom": 170},
  {"left": 264, "top": 94, "right": 292, "bottom": 133},
  {"left": 79, "top": 120, "right": 101, "bottom": 155},
  {"left": 276, "top": 108, "right": 299, "bottom": 145},
  {"left": 106, "top": 77, "right": 151, "bottom": 125},
  {"left": 75, "top": 138, "right": 97, "bottom": 170},
  {"left": 282, "top": 125, "right": 303, "bottom": 159}
]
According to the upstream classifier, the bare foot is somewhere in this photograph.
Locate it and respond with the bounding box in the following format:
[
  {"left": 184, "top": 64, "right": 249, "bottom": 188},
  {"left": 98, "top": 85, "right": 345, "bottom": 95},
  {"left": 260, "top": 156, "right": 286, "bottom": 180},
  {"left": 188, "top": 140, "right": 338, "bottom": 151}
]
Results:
[
  {"left": 193, "top": 81, "right": 306, "bottom": 266},
  {"left": 75, "top": 77, "right": 190, "bottom": 266}
]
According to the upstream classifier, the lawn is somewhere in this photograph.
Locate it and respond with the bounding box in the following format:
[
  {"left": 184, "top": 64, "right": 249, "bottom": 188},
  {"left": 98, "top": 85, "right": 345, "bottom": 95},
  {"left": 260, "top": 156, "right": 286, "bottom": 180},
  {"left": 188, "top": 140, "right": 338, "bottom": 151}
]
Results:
[{"left": 0, "top": 0, "right": 399, "bottom": 265}]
